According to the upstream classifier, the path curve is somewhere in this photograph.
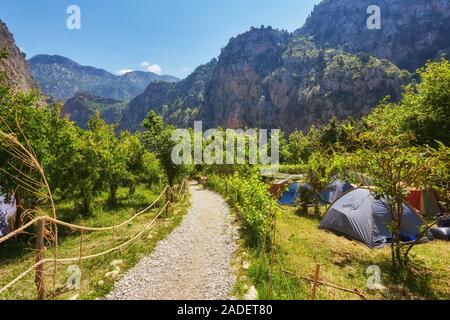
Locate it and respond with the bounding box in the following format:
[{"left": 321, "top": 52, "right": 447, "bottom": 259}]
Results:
[{"left": 106, "top": 182, "right": 238, "bottom": 300}]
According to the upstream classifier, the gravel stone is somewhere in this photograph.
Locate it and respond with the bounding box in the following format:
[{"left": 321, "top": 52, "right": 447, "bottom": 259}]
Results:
[{"left": 106, "top": 183, "right": 238, "bottom": 300}]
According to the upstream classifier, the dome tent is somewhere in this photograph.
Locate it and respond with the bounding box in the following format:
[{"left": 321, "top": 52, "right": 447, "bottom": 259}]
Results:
[
  {"left": 320, "top": 188, "right": 424, "bottom": 248},
  {"left": 319, "top": 179, "right": 354, "bottom": 204}
]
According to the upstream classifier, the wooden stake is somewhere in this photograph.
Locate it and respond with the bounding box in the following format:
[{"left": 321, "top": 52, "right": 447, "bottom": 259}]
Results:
[
  {"left": 268, "top": 212, "right": 276, "bottom": 299},
  {"left": 35, "top": 217, "right": 45, "bottom": 300},
  {"left": 165, "top": 188, "right": 170, "bottom": 218},
  {"left": 78, "top": 227, "right": 84, "bottom": 291},
  {"left": 79, "top": 228, "right": 84, "bottom": 268},
  {"left": 311, "top": 263, "right": 321, "bottom": 300},
  {"left": 111, "top": 225, "right": 115, "bottom": 249}
]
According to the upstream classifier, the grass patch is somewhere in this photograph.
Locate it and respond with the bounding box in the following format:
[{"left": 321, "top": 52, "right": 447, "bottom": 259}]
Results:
[
  {"left": 0, "top": 184, "right": 190, "bottom": 300},
  {"left": 241, "top": 206, "right": 449, "bottom": 300}
]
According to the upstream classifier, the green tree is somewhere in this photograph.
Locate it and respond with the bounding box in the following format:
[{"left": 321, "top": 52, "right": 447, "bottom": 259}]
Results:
[
  {"left": 301, "top": 152, "right": 339, "bottom": 216},
  {"left": 142, "top": 111, "right": 188, "bottom": 187},
  {"left": 119, "top": 131, "right": 161, "bottom": 195},
  {"left": 368, "top": 60, "right": 450, "bottom": 147}
]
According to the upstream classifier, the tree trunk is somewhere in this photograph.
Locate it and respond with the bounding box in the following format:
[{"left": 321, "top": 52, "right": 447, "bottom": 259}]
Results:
[
  {"left": 314, "top": 198, "right": 320, "bottom": 217},
  {"left": 128, "top": 183, "right": 136, "bottom": 197},
  {"left": 109, "top": 184, "right": 118, "bottom": 204}
]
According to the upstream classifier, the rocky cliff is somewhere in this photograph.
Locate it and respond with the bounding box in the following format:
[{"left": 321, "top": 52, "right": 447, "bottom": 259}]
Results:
[
  {"left": 123, "top": 27, "right": 409, "bottom": 133},
  {"left": 120, "top": 59, "right": 217, "bottom": 131},
  {"left": 202, "top": 31, "right": 409, "bottom": 132},
  {"left": 0, "top": 20, "right": 35, "bottom": 93},
  {"left": 298, "top": 0, "right": 450, "bottom": 72},
  {"left": 121, "top": 0, "right": 448, "bottom": 133},
  {"left": 63, "top": 92, "right": 127, "bottom": 129}
]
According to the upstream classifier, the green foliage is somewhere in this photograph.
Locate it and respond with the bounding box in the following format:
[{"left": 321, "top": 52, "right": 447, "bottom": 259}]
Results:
[
  {"left": 367, "top": 59, "right": 450, "bottom": 147},
  {"left": 0, "top": 81, "right": 161, "bottom": 217},
  {"left": 142, "top": 111, "right": 191, "bottom": 186},
  {"left": 208, "top": 171, "right": 276, "bottom": 245},
  {"left": 301, "top": 152, "right": 341, "bottom": 216}
]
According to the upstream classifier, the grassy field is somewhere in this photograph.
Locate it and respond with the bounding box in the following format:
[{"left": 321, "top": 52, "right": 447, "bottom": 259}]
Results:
[
  {"left": 240, "top": 206, "right": 449, "bottom": 300},
  {"left": 0, "top": 184, "right": 189, "bottom": 300}
]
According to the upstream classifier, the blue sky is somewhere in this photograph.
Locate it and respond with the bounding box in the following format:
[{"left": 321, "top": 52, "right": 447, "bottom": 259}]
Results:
[{"left": 0, "top": 0, "right": 321, "bottom": 78}]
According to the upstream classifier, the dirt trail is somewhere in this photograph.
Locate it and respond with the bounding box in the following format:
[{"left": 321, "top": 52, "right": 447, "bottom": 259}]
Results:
[{"left": 107, "top": 182, "right": 238, "bottom": 300}]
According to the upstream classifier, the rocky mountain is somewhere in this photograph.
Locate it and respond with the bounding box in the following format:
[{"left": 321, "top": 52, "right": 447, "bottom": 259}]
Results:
[
  {"left": 122, "top": 28, "right": 409, "bottom": 133},
  {"left": 62, "top": 92, "right": 127, "bottom": 129},
  {"left": 120, "top": 59, "right": 217, "bottom": 131},
  {"left": 0, "top": 20, "right": 35, "bottom": 93},
  {"left": 28, "top": 54, "right": 179, "bottom": 101},
  {"left": 297, "top": 0, "right": 450, "bottom": 72},
  {"left": 202, "top": 31, "right": 409, "bottom": 133},
  {"left": 119, "top": 0, "right": 448, "bottom": 133}
]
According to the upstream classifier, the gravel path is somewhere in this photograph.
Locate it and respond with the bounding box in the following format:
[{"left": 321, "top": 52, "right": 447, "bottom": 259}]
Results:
[{"left": 106, "top": 182, "right": 238, "bottom": 300}]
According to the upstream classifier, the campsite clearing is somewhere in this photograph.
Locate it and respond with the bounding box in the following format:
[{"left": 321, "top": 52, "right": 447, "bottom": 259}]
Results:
[{"left": 250, "top": 206, "right": 450, "bottom": 300}]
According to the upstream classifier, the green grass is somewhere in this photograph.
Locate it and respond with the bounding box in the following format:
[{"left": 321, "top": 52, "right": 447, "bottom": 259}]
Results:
[
  {"left": 0, "top": 184, "right": 190, "bottom": 300},
  {"left": 240, "top": 206, "right": 450, "bottom": 300}
]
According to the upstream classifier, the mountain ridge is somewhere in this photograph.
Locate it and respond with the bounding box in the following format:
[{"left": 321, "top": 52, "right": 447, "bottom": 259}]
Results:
[
  {"left": 28, "top": 54, "right": 179, "bottom": 101},
  {"left": 119, "top": 0, "right": 447, "bottom": 133}
]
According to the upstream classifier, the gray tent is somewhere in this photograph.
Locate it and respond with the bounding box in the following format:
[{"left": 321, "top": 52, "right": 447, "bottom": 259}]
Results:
[{"left": 320, "top": 188, "right": 424, "bottom": 248}]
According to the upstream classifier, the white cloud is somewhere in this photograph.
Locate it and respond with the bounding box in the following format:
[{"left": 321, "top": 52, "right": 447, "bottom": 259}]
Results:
[
  {"left": 140, "top": 61, "right": 162, "bottom": 75},
  {"left": 116, "top": 69, "right": 134, "bottom": 75}
]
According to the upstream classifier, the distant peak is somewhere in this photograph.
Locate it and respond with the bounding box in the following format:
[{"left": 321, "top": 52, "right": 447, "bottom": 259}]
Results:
[{"left": 28, "top": 54, "right": 78, "bottom": 66}]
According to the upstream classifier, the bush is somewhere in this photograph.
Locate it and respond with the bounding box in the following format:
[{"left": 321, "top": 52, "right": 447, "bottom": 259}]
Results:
[{"left": 208, "top": 171, "right": 276, "bottom": 245}]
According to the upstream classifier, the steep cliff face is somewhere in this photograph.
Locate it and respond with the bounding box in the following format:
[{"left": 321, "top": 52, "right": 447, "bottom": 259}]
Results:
[
  {"left": 203, "top": 32, "right": 409, "bottom": 132},
  {"left": 202, "top": 28, "right": 290, "bottom": 128},
  {"left": 120, "top": 59, "right": 217, "bottom": 131},
  {"left": 298, "top": 0, "right": 450, "bottom": 71},
  {"left": 0, "top": 20, "right": 35, "bottom": 93},
  {"left": 63, "top": 92, "right": 126, "bottom": 129},
  {"left": 28, "top": 54, "right": 179, "bottom": 101},
  {"left": 115, "top": 0, "right": 449, "bottom": 133}
]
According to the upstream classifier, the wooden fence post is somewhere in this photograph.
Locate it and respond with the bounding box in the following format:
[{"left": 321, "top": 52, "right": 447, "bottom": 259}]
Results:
[
  {"left": 111, "top": 225, "right": 115, "bottom": 249},
  {"left": 165, "top": 188, "right": 170, "bottom": 218},
  {"left": 268, "top": 212, "right": 276, "bottom": 299},
  {"left": 311, "top": 263, "right": 321, "bottom": 300},
  {"left": 79, "top": 228, "right": 84, "bottom": 268},
  {"left": 35, "top": 217, "right": 45, "bottom": 300}
]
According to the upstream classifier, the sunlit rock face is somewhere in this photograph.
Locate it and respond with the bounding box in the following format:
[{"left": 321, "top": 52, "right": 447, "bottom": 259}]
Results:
[
  {"left": 0, "top": 20, "right": 36, "bottom": 93},
  {"left": 297, "top": 0, "right": 450, "bottom": 72}
]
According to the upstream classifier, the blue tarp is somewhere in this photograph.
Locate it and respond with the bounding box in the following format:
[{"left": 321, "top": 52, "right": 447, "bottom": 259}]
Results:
[{"left": 278, "top": 183, "right": 313, "bottom": 206}]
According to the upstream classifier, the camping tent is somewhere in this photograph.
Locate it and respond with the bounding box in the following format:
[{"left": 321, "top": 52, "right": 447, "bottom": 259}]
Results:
[
  {"left": 278, "top": 183, "right": 312, "bottom": 206},
  {"left": 406, "top": 190, "right": 442, "bottom": 218},
  {"left": 269, "top": 179, "right": 288, "bottom": 197},
  {"left": 320, "top": 188, "right": 424, "bottom": 248},
  {"left": 0, "top": 195, "right": 16, "bottom": 237},
  {"left": 319, "top": 180, "right": 354, "bottom": 204}
]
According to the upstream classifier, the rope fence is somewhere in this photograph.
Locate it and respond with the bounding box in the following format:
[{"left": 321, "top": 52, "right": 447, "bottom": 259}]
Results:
[{"left": 0, "top": 179, "right": 189, "bottom": 299}]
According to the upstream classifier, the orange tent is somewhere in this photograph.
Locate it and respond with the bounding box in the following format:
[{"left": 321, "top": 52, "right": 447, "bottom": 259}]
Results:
[{"left": 406, "top": 189, "right": 441, "bottom": 218}]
